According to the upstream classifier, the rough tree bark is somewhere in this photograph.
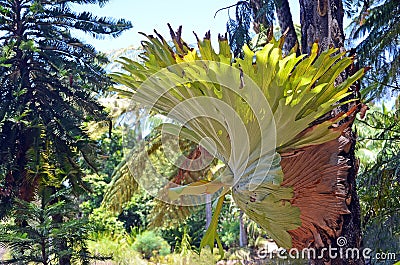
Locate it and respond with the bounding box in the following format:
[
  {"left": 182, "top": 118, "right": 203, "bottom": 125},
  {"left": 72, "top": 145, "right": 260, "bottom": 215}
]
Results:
[
  {"left": 275, "top": 0, "right": 299, "bottom": 55},
  {"left": 299, "top": 0, "right": 363, "bottom": 264},
  {"left": 271, "top": 0, "right": 363, "bottom": 264},
  {"left": 300, "top": 0, "right": 346, "bottom": 54}
]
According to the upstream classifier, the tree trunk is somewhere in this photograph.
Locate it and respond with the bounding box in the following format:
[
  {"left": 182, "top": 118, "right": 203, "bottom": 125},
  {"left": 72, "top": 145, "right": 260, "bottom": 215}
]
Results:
[
  {"left": 300, "top": 0, "right": 363, "bottom": 264},
  {"left": 239, "top": 210, "right": 248, "bottom": 247},
  {"left": 205, "top": 194, "right": 212, "bottom": 229},
  {"left": 53, "top": 213, "right": 71, "bottom": 265},
  {"left": 300, "top": 0, "right": 346, "bottom": 54},
  {"left": 275, "top": 0, "right": 299, "bottom": 55},
  {"left": 49, "top": 186, "right": 71, "bottom": 265}
]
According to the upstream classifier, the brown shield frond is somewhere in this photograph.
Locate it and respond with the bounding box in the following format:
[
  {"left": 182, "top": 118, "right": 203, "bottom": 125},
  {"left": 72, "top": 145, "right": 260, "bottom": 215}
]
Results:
[{"left": 281, "top": 132, "right": 352, "bottom": 249}]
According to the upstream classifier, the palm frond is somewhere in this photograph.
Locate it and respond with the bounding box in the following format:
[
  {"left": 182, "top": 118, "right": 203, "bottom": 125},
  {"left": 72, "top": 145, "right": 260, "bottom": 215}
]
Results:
[{"left": 348, "top": 0, "right": 399, "bottom": 99}]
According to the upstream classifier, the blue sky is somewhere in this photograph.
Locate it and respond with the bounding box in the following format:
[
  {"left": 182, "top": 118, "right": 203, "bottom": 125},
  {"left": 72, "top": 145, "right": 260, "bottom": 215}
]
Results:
[{"left": 73, "top": 0, "right": 300, "bottom": 52}]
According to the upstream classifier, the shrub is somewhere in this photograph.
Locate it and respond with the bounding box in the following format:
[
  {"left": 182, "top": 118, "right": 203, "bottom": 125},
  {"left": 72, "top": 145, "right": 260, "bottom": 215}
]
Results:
[
  {"left": 87, "top": 232, "right": 145, "bottom": 265},
  {"left": 88, "top": 207, "right": 125, "bottom": 236},
  {"left": 132, "top": 231, "right": 170, "bottom": 259}
]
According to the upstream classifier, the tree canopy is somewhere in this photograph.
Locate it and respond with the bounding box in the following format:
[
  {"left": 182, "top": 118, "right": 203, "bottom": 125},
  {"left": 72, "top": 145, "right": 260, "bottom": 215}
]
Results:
[
  {"left": 0, "top": 0, "right": 131, "bottom": 211},
  {"left": 0, "top": 0, "right": 131, "bottom": 263}
]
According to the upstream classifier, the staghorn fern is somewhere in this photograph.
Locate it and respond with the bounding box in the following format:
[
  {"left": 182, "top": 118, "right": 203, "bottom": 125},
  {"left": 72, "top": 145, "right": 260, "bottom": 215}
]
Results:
[{"left": 108, "top": 26, "right": 364, "bottom": 250}]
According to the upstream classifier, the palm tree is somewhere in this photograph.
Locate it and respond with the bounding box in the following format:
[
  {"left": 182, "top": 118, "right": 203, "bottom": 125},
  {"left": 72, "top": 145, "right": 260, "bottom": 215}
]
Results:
[{"left": 108, "top": 26, "right": 364, "bottom": 251}]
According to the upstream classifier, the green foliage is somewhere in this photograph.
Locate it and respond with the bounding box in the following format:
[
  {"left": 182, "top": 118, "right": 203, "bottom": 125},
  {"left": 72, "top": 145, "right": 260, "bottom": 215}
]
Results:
[
  {"left": 220, "top": 216, "right": 240, "bottom": 248},
  {"left": 0, "top": 188, "right": 94, "bottom": 265},
  {"left": 158, "top": 248, "right": 222, "bottom": 265},
  {"left": 88, "top": 230, "right": 274, "bottom": 265},
  {"left": 219, "top": 197, "right": 241, "bottom": 248},
  {"left": 87, "top": 232, "right": 146, "bottom": 265},
  {"left": 101, "top": 131, "right": 155, "bottom": 212},
  {"left": 345, "top": 1, "right": 399, "bottom": 260},
  {"left": 85, "top": 114, "right": 201, "bottom": 249},
  {"left": 113, "top": 32, "right": 363, "bottom": 152},
  {"left": 157, "top": 196, "right": 247, "bottom": 252},
  {"left": 160, "top": 209, "right": 205, "bottom": 249},
  {"left": 80, "top": 127, "right": 125, "bottom": 217},
  {"left": 226, "top": 2, "right": 253, "bottom": 58},
  {"left": 355, "top": 105, "right": 400, "bottom": 256},
  {"left": 347, "top": 0, "right": 399, "bottom": 99},
  {"left": 132, "top": 231, "right": 171, "bottom": 259},
  {"left": 102, "top": 124, "right": 206, "bottom": 223},
  {"left": 117, "top": 191, "right": 154, "bottom": 232},
  {"left": 0, "top": 1, "right": 131, "bottom": 263},
  {"left": 200, "top": 194, "right": 226, "bottom": 256},
  {"left": 0, "top": 0, "right": 132, "bottom": 210},
  {"left": 224, "top": 0, "right": 275, "bottom": 57},
  {"left": 110, "top": 28, "right": 363, "bottom": 248},
  {"left": 87, "top": 207, "right": 125, "bottom": 235}
]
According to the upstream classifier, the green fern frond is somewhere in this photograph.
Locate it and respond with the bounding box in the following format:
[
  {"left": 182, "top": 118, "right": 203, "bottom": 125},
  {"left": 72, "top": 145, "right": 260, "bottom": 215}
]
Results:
[{"left": 110, "top": 28, "right": 363, "bottom": 249}]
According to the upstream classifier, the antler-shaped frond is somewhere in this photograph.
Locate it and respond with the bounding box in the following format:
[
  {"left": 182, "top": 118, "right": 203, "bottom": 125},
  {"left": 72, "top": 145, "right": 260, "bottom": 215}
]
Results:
[{"left": 110, "top": 27, "right": 363, "bottom": 249}]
